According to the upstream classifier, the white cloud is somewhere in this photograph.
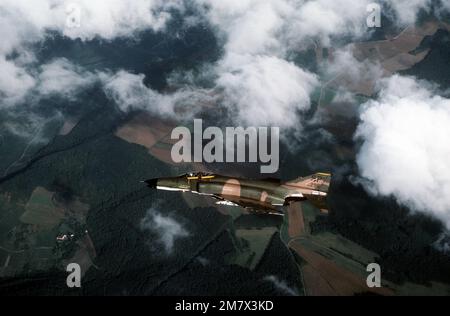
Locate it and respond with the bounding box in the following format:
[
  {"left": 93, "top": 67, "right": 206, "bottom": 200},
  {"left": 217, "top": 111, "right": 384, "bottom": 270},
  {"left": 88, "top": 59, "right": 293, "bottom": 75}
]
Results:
[
  {"left": 102, "top": 70, "right": 215, "bottom": 118},
  {"left": 355, "top": 75, "right": 450, "bottom": 228},
  {"left": 1, "top": 0, "right": 182, "bottom": 42},
  {"left": 198, "top": 0, "right": 326, "bottom": 129},
  {"left": 201, "top": 0, "right": 290, "bottom": 55},
  {"left": 263, "top": 275, "right": 299, "bottom": 296},
  {"left": 217, "top": 55, "right": 318, "bottom": 128},
  {"left": 0, "top": 57, "right": 99, "bottom": 108},
  {"left": 443, "top": 0, "right": 450, "bottom": 12},
  {"left": 201, "top": 0, "right": 438, "bottom": 54},
  {"left": 140, "top": 208, "right": 190, "bottom": 254},
  {"left": 326, "top": 48, "right": 383, "bottom": 81},
  {"left": 0, "top": 57, "right": 36, "bottom": 107},
  {"left": 2, "top": 110, "right": 63, "bottom": 143},
  {"left": 0, "top": 0, "right": 442, "bottom": 119},
  {"left": 189, "top": 0, "right": 436, "bottom": 129},
  {"left": 0, "top": 0, "right": 185, "bottom": 107},
  {"left": 196, "top": 0, "right": 439, "bottom": 129},
  {"left": 62, "top": 0, "right": 185, "bottom": 40},
  {"left": 202, "top": 0, "right": 374, "bottom": 51},
  {"left": 37, "top": 58, "right": 97, "bottom": 99},
  {"left": 99, "top": 0, "right": 423, "bottom": 128},
  {"left": 384, "top": 0, "right": 432, "bottom": 25},
  {"left": 323, "top": 47, "right": 385, "bottom": 96},
  {"left": 97, "top": 63, "right": 304, "bottom": 126},
  {"left": 433, "top": 232, "right": 450, "bottom": 254},
  {"left": 286, "top": 0, "right": 371, "bottom": 46}
]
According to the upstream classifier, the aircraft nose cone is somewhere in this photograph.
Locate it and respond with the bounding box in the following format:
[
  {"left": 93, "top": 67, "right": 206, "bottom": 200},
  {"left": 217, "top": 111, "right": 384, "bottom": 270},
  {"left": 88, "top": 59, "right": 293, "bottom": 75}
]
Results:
[{"left": 144, "top": 178, "right": 158, "bottom": 188}]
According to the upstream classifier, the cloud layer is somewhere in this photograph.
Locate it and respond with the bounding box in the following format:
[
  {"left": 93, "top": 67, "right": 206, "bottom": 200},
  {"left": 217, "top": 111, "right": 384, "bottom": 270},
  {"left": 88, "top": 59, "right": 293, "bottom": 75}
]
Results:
[
  {"left": 0, "top": 0, "right": 184, "bottom": 108},
  {"left": 1, "top": 0, "right": 443, "bottom": 118},
  {"left": 263, "top": 275, "right": 299, "bottom": 296},
  {"left": 0, "top": 57, "right": 98, "bottom": 109},
  {"left": 102, "top": 70, "right": 214, "bottom": 118},
  {"left": 189, "top": 0, "right": 439, "bottom": 129},
  {"left": 385, "top": 0, "right": 432, "bottom": 25},
  {"left": 356, "top": 75, "right": 450, "bottom": 228},
  {"left": 1, "top": 0, "right": 182, "bottom": 42},
  {"left": 217, "top": 55, "right": 318, "bottom": 127},
  {"left": 140, "top": 208, "right": 190, "bottom": 254}
]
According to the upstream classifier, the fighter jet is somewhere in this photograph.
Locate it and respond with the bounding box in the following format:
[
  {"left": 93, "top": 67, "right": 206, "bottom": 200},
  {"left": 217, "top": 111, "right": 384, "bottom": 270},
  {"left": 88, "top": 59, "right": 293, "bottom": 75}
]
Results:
[{"left": 144, "top": 172, "right": 331, "bottom": 215}]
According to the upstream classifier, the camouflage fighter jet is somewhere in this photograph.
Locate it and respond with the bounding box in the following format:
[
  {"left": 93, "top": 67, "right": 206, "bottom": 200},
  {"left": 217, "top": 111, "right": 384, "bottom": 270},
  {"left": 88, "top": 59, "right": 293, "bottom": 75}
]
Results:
[{"left": 144, "top": 172, "right": 331, "bottom": 215}]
